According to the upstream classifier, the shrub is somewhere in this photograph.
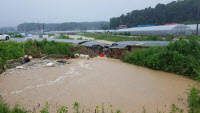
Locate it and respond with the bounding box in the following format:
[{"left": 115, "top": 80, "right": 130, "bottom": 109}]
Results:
[
  {"left": 123, "top": 36, "right": 200, "bottom": 80},
  {"left": 0, "top": 40, "right": 72, "bottom": 72}
]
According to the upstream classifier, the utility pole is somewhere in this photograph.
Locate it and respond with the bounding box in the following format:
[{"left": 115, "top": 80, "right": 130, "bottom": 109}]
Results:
[
  {"left": 196, "top": 0, "right": 200, "bottom": 37},
  {"left": 43, "top": 23, "right": 45, "bottom": 35}
]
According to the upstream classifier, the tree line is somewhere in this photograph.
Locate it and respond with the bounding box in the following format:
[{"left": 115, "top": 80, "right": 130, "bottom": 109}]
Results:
[
  {"left": 110, "top": 0, "right": 198, "bottom": 29},
  {"left": 17, "top": 21, "right": 109, "bottom": 32}
]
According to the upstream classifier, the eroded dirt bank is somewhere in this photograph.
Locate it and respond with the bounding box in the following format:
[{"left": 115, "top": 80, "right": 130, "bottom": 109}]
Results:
[{"left": 0, "top": 58, "right": 197, "bottom": 113}]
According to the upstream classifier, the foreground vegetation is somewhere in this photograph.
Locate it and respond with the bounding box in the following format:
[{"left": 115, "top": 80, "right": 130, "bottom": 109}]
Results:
[
  {"left": 80, "top": 33, "right": 173, "bottom": 42},
  {"left": 0, "top": 40, "right": 72, "bottom": 72},
  {"left": 0, "top": 85, "right": 199, "bottom": 113},
  {"left": 123, "top": 36, "right": 200, "bottom": 80}
]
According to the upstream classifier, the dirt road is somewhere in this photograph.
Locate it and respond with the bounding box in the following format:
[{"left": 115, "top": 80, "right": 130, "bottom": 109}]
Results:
[
  {"left": 68, "top": 35, "right": 114, "bottom": 44},
  {"left": 0, "top": 58, "right": 197, "bottom": 113}
]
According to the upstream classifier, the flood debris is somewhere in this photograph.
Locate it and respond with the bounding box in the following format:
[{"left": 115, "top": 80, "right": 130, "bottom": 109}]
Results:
[
  {"left": 1, "top": 59, "right": 69, "bottom": 76},
  {"left": 20, "top": 55, "right": 33, "bottom": 64},
  {"left": 46, "top": 63, "right": 54, "bottom": 67},
  {"left": 79, "top": 54, "right": 89, "bottom": 59},
  {"left": 16, "top": 66, "right": 23, "bottom": 69},
  {"left": 57, "top": 60, "right": 69, "bottom": 64},
  {"left": 73, "top": 53, "right": 80, "bottom": 58}
]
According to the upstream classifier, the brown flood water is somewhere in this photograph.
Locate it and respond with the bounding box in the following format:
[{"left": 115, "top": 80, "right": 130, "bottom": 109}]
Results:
[{"left": 0, "top": 58, "right": 197, "bottom": 113}]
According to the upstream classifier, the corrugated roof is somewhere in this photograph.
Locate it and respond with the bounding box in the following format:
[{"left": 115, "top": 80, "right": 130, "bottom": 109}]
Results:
[
  {"left": 80, "top": 41, "right": 105, "bottom": 47},
  {"left": 113, "top": 41, "right": 171, "bottom": 46}
]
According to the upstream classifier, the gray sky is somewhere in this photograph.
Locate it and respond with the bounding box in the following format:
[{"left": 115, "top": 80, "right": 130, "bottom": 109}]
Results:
[{"left": 0, "top": 0, "right": 175, "bottom": 27}]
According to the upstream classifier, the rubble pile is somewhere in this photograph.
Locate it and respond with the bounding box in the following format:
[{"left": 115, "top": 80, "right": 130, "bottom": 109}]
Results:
[
  {"left": 71, "top": 46, "right": 99, "bottom": 58},
  {"left": 107, "top": 48, "right": 128, "bottom": 60},
  {"left": 1, "top": 59, "right": 69, "bottom": 76}
]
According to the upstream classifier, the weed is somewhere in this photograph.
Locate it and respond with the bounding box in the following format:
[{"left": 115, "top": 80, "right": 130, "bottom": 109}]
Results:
[
  {"left": 110, "top": 105, "right": 113, "bottom": 113},
  {"left": 96, "top": 106, "right": 99, "bottom": 113},
  {"left": 40, "top": 102, "right": 50, "bottom": 113},
  {"left": 0, "top": 102, "right": 29, "bottom": 113},
  {"left": 57, "top": 106, "right": 68, "bottom": 113},
  {"left": 188, "top": 86, "right": 200, "bottom": 113},
  {"left": 101, "top": 102, "right": 105, "bottom": 113},
  {"left": 142, "top": 106, "right": 146, "bottom": 113},
  {"left": 73, "top": 102, "right": 80, "bottom": 113},
  {"left": 170, "top": 104, "right": 184, "bottom": 113},
  {"left": 116, "top": 110, "right": 121, "bottom": 113}
]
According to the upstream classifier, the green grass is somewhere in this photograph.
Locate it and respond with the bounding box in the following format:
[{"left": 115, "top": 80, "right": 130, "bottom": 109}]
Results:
[
  {"left": 123, "top": 36, "right": 200, "bottom": 80},
  {"left": 80, "top": 33, "right": 173, "bottom": 42},
  {"left": 4, "top": 33, "right": 24, "bottom": 38},
  {"left": 48, "top": 33, "right": 54, "bottom": 37},
  {"left": 56, "top": 34, "right": 70, "bottom": 39},
  {"left": 10, "top": 34, "right": 24, "bottom": 38}
]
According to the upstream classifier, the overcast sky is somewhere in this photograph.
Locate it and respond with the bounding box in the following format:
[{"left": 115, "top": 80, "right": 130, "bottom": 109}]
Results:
[{"left": 0, "top": 0, "right": 175, "bottom": 27}]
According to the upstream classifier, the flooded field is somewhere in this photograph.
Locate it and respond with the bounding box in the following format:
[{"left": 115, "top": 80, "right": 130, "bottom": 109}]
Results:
[{"left": 0, "top": 58, "right": 197, "bottom": 113}]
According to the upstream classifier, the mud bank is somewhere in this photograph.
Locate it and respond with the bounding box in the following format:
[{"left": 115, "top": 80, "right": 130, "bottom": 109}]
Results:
[{"left": 0, "top": 58, "right": 197, "bottom": 113}]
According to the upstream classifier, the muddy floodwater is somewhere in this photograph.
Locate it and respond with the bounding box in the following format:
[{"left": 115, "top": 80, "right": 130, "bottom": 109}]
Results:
[{"left": 0, "top": 58, "right": 197, "bottom": 113}]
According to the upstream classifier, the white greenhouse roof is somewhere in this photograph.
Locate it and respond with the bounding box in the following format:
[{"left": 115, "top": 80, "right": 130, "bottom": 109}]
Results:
[
  {"left": 117, "top": 24, "right": 189, "bottom": 32},
  {"left": 187, "top": 24, "right": 200, "bottom": 30}
]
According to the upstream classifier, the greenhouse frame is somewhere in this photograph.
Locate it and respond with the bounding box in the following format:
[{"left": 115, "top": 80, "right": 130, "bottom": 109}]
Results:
[
  {"left": 187, "top": 24, "right": 200, "bottom": 35},
  {"left": 116, "top": 24, "right": 193, "bottom": 36}
]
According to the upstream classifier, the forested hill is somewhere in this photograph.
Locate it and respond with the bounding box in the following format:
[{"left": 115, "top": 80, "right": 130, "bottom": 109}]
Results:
[
  {"left": 17, "top": 21, "right": 109, "bottom": 32},
  {"left": 110, "top": 0, "right": 198, "bottom": 29}
]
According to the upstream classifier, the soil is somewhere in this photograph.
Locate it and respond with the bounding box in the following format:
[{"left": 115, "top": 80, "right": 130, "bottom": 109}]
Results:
[{"left": 0, "top": 57, "right": 197, "bottom": 113}]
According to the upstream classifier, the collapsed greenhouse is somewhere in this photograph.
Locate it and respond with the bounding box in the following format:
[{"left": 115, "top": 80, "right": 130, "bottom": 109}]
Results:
[{"left": 116, "top": 24, "right": 193, "bottom": 36}]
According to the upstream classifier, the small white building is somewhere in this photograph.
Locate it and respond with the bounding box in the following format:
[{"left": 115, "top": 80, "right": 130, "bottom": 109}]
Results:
[{"left": 177, "top": 0, "right": 184, "bottom": 2}]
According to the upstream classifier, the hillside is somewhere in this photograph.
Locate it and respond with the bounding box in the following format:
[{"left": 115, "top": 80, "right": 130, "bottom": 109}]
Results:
[{"left": 110, "top": 0, "right": 198, "bottom": 29}]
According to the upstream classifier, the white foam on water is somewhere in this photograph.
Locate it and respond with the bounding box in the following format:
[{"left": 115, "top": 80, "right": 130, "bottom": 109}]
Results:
[
  {"left": 78, "top": 60, "right": 91, "bottom": 69},
  {"left": 46, "top": 76, "right": 68, "bottom": 86},
  {"left": 1, "top": 64, "right": 81, "bottom": 97},
  {"left": 65, "top": 67, "right": 80, "bottom": 76}
]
